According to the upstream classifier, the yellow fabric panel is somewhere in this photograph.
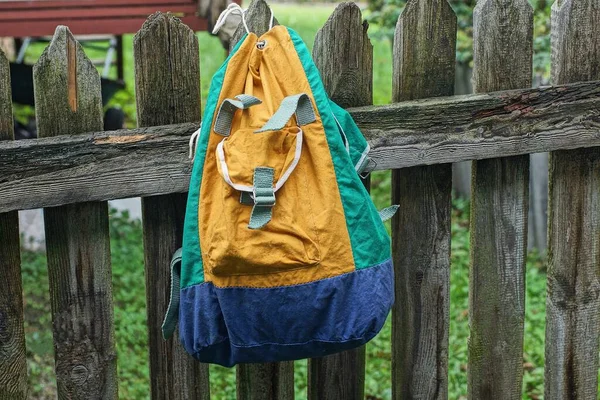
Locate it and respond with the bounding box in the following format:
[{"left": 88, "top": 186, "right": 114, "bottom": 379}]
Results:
[
  {"left": 217, "top": 127, "right": 299, "bottom": 188},
  {"left": 199, "top": 26, "right": 355, "bottom": 288}
]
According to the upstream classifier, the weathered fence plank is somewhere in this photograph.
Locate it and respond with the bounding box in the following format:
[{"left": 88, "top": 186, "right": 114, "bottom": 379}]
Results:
[
  {"left": 0, "top": 48, "right": 27, "bottom": 400},
  {"left": 545, "top": 1, "right": 600, "bottom": 399},
  {"left": 1, "top": 80, "right": 600, "bottom": 213},
  {"left": 230, "top": 2, "right": 293, "bottom": 398},
  {"left": 391, "top": 1, "right": 455, "bottom": 399},
  {"left": 237, "top": 362, "right": 294, "bottom": 400},
  {"left": 468, "top": 1, "right": 532, "bottom": 398},
  {"left": 308, "top": 3, "right": 370, "bottom": 399},
  {"left": 133, "top": 12, "right": 210, "bottom": 400},
  {"left": 34, "top": 26, "right": 117, "bottom": 398}
]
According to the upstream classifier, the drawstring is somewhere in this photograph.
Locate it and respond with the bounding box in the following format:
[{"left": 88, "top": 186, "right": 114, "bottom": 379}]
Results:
[
  {"left": 213, "top": 3, "right": 249, "bottom": 35},
  {"left": 212, "top": 2, "right": 275, "bottom": 35},
  {"left": 189, "top": 123, "right": 202, "bottom": 160}
]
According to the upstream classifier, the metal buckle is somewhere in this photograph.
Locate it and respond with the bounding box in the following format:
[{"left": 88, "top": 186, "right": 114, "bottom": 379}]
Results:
[{"left": 359, "top": 157, "right": 378, "bottom": 179}]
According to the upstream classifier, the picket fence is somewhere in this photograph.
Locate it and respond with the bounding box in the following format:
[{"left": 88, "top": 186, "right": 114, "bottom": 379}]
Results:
[{"left": 1, "top": 0, "right": 599, "bottom": 399}]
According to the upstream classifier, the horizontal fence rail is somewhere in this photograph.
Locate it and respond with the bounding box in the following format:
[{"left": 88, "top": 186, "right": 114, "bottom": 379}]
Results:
[
  {"left": 0, "top": 80, "right": 599, "bottom": 213},
  {"left": 1, "top": 0, "right": 599, "bottom": 399}
]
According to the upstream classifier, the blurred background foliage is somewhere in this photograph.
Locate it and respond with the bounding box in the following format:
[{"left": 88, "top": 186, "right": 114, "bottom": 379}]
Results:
[{"left": 365, "top": 0, "right": 552, "bottom": 78}]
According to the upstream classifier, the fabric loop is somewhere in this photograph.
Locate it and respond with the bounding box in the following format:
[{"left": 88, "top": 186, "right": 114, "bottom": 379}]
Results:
[
  {"left": 255, "top": 93, "right": 316, "bottom": 133},
  {"left": 162, "top": 248, "right": 183, "bottom": 340},
  {"left": 249, "top": 167, "right": 275, "bottom": 229},
  {"left": 214, "top": 94, "right": 262, "bottom": 136}
]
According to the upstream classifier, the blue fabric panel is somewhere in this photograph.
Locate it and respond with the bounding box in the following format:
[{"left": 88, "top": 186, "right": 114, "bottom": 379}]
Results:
[{"left": 178, "top": 259, "right": 394, "bottom": 367}]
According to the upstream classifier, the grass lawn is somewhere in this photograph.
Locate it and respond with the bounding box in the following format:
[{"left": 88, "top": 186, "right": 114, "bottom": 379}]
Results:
[{"left": 18, "top": 3, "right": 551, "bottom": 399}]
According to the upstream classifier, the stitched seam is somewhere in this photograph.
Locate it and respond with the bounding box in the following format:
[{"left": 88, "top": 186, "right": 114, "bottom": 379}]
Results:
[{"left": 182, "top": 257, "right": 391, "bottom": 291}]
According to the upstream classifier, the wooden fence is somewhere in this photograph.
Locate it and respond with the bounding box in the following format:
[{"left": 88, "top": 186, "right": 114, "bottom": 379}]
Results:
[{"left": 1, "top": 0, "right": 599, "bottom": 398}]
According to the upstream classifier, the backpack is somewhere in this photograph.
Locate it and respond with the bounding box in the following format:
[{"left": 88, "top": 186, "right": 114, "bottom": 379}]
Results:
[{"left": 161, "top": 4, "right": 397, "bottom": 367}]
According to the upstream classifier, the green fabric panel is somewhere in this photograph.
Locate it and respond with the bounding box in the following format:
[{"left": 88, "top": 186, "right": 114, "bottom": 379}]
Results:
[
  {"left": 181, "top": 35, "right": 248, "bottom": 289},
  {"left": 329, "top": 100, "right": 369, "bottom": 171},
  {"left": 288, "top": 28, "right": 391, "bottom": 268}
]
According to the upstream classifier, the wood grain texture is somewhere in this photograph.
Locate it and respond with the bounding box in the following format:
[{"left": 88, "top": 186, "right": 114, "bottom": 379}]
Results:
[
  {"left": 468, "top": 1, "right": 532, "bottom": 398},
  {"left": 312, "top": 2, "right": 372, "bottom": 109},
  {"left": 133, "top": 12, "right": 209, "bottom": 400},
  {"left": 237, "top": 362, "right": 294, "bottom": 400},
  {"left": 0, "top": 48, "right": 28, "bottom": 400},
  {"left": 229, "top": 3, "right": 294, "bottom": 398},
  {"left": 545, "top": 1, "right": 600, "bottom": 399},
  {"left": 391, "top": 1, "right": 455, "bottom": 399},
  {"left": 308, "top": 4, "right": 370, "bottom": 399},
  {"left": 34, "top": 26, "right": 117, "bottom": 399},
  {"left": 1, "top": 80, "right": 600, "bottom": 213}
]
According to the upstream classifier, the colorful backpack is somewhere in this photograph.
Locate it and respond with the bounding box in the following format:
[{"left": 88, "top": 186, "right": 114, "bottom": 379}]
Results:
[{"left": 162, "top": 4, "right": 396, "bottom": 367}]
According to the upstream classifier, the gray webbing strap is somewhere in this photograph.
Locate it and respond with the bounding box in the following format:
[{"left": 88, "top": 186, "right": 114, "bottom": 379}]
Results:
[
  {"left": 214, "top": 94, "right": 262, "bottom": 136},
  {"left": 161, "top": 248, "right": 182, "bottom": 340},
  {"left": 255, "top": 93, "right": 316, "bottom": 133},
  {"left": 249, "top": 167, "right": 275, "bottom": 229},
  {"left": 379, "top": 205, "right": 399, "bottom": 222}
]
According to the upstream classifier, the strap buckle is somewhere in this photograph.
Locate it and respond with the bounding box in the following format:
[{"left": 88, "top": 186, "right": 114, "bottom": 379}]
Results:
[{"left": 253, "top": 186, "right": 276, "bottom": 207}]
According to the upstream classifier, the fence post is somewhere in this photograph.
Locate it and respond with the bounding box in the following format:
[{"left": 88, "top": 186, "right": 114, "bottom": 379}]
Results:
[
  {"left": 468, "top": 1, "right": 533, "bottom": 398},
  {"left": 133, "top": 12, "right": 210, "bottom": 399},
  {"left": 33, "top": 26, "right": 118, "bottom": 398},
  {"left": 0, "top": 48, "right": 28, "bottom": 400},
  {"left": 228, "top": 1, "right": 295, "bottom": 399},
  {"left": 391, "top": 1, "right": 456, "bottom": 399},
  {"left": 308, "top": 3, "right": 372, "bottom": 399},
  {"left": 545, "top": 1, "right": 600, "bottom": 399}
]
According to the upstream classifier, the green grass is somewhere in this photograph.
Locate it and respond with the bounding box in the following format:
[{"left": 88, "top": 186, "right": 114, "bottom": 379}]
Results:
[{"left": 17, "top": 3, "right": 550, "bottom": 399}]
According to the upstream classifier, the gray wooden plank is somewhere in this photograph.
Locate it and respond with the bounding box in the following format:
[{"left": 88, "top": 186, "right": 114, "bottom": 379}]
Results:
[
  {"left": 391, "top": 1, "right": 456, "bottom": 399},
  {"left": 468, "top": 1, "right": 532, "bottom": 398},
  {"left": 133, "top": 12, "right": 210, "bottom": 400},
  {"left": 307, "top": 3, "right": 370, "bottom": 399},
  {"left": 545, "top": 1, "right": 600, "bottom": 399},
  {"left": 33, "top": 26, "right": 117, "bottom": 399},
  {"left": 0, "top": 80, "right": 600, "bottom": 213},
  {"left": 0, "top": 48, "right": 28, "bottom": 400}
]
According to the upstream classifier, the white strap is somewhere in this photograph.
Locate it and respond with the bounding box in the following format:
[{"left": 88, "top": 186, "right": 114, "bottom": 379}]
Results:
[
  {"left": 212, "top": 3, "right": 249, "bottom": 35},
  {"left": 188, "top": 123, "right": 202, "bottom": 160},
  {"left": 216, "top": 127, "right": 303, "bottom": 193},
  {"left": 212, "top": 2, "right": 275, "bottom": 35}
]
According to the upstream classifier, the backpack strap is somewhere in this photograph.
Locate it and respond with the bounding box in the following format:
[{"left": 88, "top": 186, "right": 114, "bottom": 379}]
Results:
[
  {"left": 255, "top": 93, "right": 316, "bottom": 133},
  {"left": 214, "top": 94, "right": 262, "bottom": 136},
  {"left": 161, "top": 248, "right": 182, "bottom": 340}
]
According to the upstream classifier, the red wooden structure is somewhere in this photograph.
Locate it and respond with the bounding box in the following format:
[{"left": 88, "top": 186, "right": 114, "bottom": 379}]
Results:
[{"left": 0, "top": 0, "right": 221, "bottom": 37}]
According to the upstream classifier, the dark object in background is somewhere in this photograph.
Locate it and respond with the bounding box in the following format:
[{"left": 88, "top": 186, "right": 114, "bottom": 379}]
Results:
[
  {"left": 103, "top": 107, "right": 126, "bottom": 130},
  {"left": 13, "top": 118, "right": 36, "bottom": 140}
]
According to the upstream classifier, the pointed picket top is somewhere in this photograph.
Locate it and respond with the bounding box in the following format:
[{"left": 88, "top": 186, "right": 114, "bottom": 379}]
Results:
[
  {"left": 472, "top": 0, "right": 533, "bottom": 91},
  {"left": 313, "top": 2, "right": 373, "bottom": 108},
  {"left": 230, "top": 0, "right": 278, "bottom": 49},
  {"left": 393, "top": 0, "right": 457, "bottom": 102},
  {"left": 134, "top": 12, "right": 201, "bottom": 127},
  {"left": 0, "top": 48, "right": 14, "bottom": 140},
  {"left": 551, "top": 0, "right": 600, "bottom": 84},
  {"left": 33, "top": 26, "right": 102, "bottom": 138}
]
